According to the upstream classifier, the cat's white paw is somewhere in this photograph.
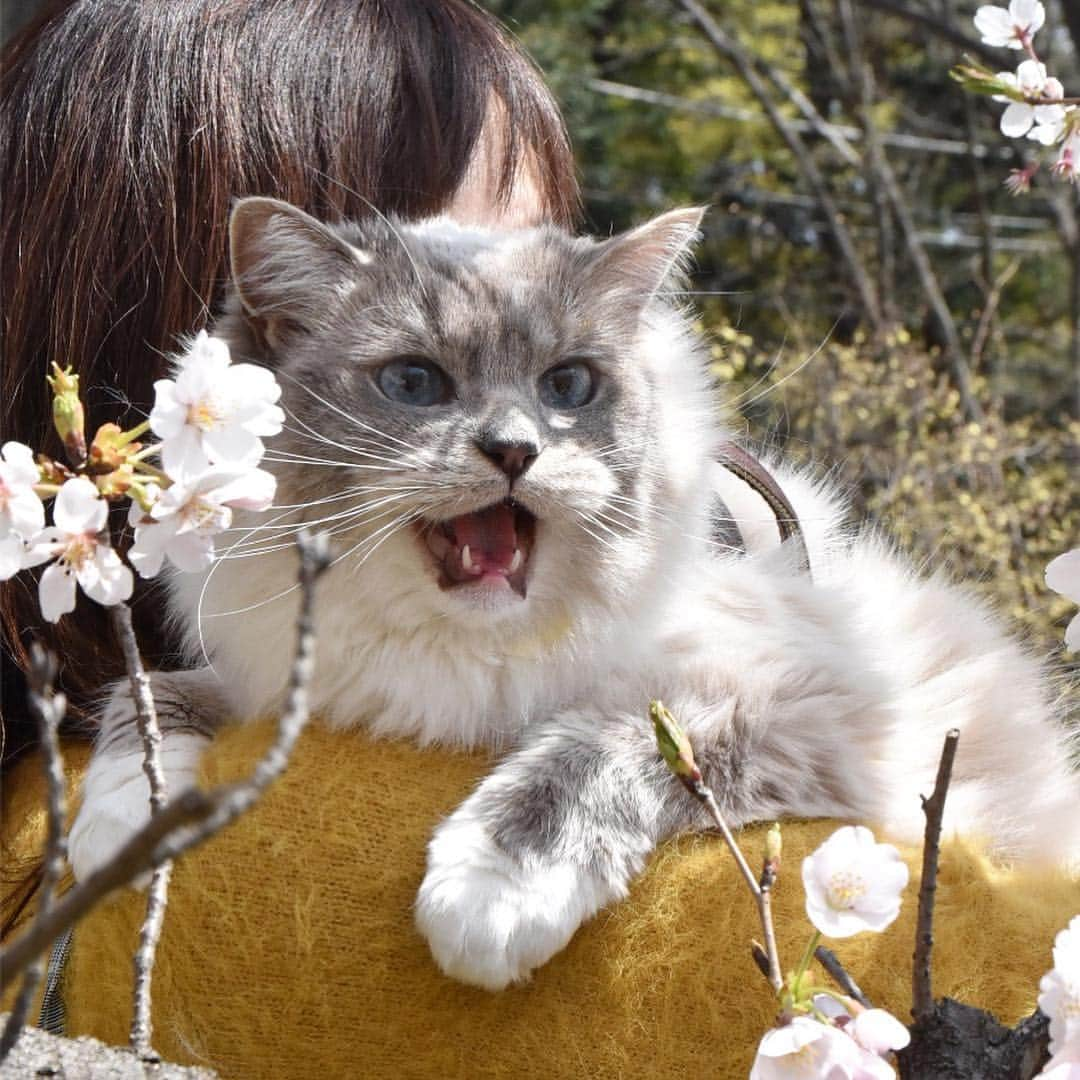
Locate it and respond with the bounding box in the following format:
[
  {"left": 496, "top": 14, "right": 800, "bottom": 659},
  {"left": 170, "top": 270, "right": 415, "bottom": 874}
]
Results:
[
  {"left": 415, "top": 819, "right": 615, "bottom": 991},
  {"left": 69, "top": 734, "right": 206, "bottom": 883},
  {"left": 68, "top": 769, "right": 156, "bottom": 884}
]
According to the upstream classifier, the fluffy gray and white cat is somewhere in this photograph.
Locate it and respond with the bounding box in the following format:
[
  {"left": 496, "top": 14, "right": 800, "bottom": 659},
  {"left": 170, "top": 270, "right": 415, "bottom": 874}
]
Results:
[{"left": 70, "top": 197, "right": 1080, "bottom": 991}]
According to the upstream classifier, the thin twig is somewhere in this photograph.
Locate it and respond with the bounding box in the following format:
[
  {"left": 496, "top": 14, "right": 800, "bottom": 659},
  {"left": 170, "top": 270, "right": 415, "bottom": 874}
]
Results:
[
  {"left": 912, "top": 728, "right": 961, "bottom": 1021},
  {"left": 0, "top": 532, "right": 331, "bottom": 993},
  {"left": 836, "top": 0, "right": 983, "bottom": 421},
  {"left": 677, "top": 0, "right": 885, "bottom": 335},
  {"left": 698, "top": 789, "right": 783, "bottom": 992},
  {"left": 0, "top": 647, "right": 68, "bottom": 1063},
  {"left": 814, "top": 945, "right": 872, "bottom": 1009},
  {"left": 109, "top": 602, "right": 169, "bottom": 1059}
]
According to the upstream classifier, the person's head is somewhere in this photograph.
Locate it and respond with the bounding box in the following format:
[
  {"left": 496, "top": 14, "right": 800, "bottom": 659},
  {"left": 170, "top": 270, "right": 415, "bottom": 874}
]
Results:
[{"left": 0, "top": 0, "right": 580, "bottom": 746}]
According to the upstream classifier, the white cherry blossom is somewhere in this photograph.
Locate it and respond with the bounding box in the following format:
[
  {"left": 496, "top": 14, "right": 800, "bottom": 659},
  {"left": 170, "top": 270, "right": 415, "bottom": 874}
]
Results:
[
  {"left": 150, "top": 331, "right": 284, "bottom": 480},
  {"left": 802, "top": 826, "right": 909, "bottom": 938},
  {"left": 993, "top": 62, "right": 1065, "bottom": 138},
  {"left": 1046, "top": 550, "right": 1080, "bottom": 650},
  {"left": 128, "top": 467, "right": 276, "bottom": 578},
  {"left": 975, "top": 0, "right": 1045, "bottom": 48},
  {"left": 1039, "top": 915, "right": 1080, "bottom": 1057},
  {"left": 22, "top": 477, "right": 132, "bottom": 621},
  {"left": 0, "top": 441, "right": 45, "bottom": 543}
]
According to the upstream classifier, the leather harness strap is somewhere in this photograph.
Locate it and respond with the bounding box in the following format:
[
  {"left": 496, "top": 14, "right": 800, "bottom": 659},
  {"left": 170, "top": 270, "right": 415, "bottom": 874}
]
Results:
[{"left": 717, "top": 442, "right": 812, "bottom": 576}]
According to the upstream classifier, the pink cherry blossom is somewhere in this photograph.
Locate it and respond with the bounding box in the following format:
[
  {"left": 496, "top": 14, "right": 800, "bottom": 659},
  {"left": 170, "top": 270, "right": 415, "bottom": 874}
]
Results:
[
  {"left": 802, "top": 826, "right": 909, "bottom": 938},
  {"left": 22, "top": 477, "right": 132, "bottom": 621}
]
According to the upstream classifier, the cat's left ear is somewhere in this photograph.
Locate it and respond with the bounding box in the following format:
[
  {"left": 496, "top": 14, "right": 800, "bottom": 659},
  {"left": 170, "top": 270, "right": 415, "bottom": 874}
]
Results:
[
  {"left": 585, "top": 207, "right": 706, "bottom": 311},
  {"left": 228, "top": 197, "right": 371, "bottom": 350}
]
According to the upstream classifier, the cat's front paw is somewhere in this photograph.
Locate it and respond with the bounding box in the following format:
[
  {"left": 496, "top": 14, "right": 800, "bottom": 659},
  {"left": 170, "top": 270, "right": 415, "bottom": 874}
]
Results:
[
  {"left": 415, "top": 819, "right": 615, "bottom": 991},
  {"left": 68, "top": 767, "right": 157, "bottom": 884}
]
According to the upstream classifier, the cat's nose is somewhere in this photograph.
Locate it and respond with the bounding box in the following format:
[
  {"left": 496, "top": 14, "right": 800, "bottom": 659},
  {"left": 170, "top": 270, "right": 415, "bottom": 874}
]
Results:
[{"left": 475, "top": 435, "right": 540, "bottom": 481}]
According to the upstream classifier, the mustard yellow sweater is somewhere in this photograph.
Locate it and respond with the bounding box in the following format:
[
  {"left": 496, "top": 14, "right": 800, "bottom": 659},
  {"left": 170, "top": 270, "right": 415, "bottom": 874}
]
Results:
[{"left": 3, "top": 722, "right": 1078, "bottom": 1079}]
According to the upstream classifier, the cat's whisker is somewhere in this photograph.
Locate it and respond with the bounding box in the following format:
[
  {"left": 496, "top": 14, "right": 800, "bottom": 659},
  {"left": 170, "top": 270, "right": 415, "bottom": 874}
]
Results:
[
  {"left": 732, "top": 322, "right": 837, "bottom": 412},
  {"left": 276, "top": 370, "right": 427, "bottom": 457},
  {"left": 280, "top": 405, "right": 423, "bottom": 468},
  {"left": 280, "top": 413, "right": 423, "bottom": 467}
]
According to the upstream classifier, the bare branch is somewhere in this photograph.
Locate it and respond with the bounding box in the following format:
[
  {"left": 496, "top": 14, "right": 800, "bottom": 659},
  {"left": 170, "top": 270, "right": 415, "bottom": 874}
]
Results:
[
  {"left": 0, "top": 647, "right": 68, "bottom": 1064},
  {"left": 0, "top": 532, "right": 332, "bottom": 995},
  {"left": 836, "top": 0, "right": 984, "bottom": 421},
  {"left": 912, "top": 728, "right": 961, "bottom": 1021},
  {"left": 676, "top": 0, "right": 885, "bottom": 335},
  {"left": 109, "top": 602, "right": 170, "bottom": 1059}
]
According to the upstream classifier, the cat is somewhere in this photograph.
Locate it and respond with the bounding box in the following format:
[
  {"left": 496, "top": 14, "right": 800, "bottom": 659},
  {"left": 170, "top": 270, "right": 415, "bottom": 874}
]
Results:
[{"left": 69, "top": 196, "right": 1080, "bottom": 991}]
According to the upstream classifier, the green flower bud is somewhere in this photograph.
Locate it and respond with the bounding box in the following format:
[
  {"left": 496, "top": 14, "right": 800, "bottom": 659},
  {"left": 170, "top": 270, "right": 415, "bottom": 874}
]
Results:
[
  {"left": 46, "top": 363, "right": 86, "bottom": 466},
  {"left": 650, "top": 700, "right": 702, "bottom": 785}
]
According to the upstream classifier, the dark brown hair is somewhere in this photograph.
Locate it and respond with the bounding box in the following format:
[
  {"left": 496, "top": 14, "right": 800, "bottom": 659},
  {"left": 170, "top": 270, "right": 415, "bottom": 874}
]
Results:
[{"left": 0, "top": 0, "right": 580, "bottom": 760}]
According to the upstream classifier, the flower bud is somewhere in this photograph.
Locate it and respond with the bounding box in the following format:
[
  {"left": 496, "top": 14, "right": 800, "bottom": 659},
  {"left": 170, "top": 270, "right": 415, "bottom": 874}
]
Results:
[
  {"left": 650, "top": 700, "right": 702, "bottom": 786},
  {"left": 46, "top": 363, "right": 87, "bottom": 466},
  {"left": 89, "top": 423, "right": 139, "bottom": 473},
  {"left": 765, "top": 822, "right": 783, "bottom": 865}
]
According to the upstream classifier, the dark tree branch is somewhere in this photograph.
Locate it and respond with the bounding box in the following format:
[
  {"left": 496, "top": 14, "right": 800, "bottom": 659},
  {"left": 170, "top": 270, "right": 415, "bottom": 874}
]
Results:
[
  {"left": 677, "top": 0, "right": 886, "bottom": 335},
  {"left": 911, "top": 728, "right": 960, "bottom": 1021}
]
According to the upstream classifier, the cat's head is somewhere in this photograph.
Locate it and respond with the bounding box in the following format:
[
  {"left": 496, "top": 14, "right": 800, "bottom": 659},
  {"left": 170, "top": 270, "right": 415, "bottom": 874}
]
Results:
[{"left": 216, "top": 197, "right": 722, "bottom": 633}]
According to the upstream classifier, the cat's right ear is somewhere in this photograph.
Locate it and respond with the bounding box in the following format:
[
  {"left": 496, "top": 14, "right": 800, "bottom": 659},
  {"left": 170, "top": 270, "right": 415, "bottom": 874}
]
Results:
[{"left": 228, "top": 197, "right": 369, "bottom": 350}]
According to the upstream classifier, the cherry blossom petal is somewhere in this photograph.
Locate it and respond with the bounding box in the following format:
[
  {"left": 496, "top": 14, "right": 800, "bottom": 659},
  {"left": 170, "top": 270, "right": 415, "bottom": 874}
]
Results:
[
  {"left": 1001, "top": 101, "right": 1035, "bottom": 137},
  {"left": 975, "top": 6, "right": 1020, "bottom": 47},
  {"left": 1046, "top": 551, "right": 1080, "bottom": 605},
  {"left": 852, "top": 1009, "right": 911, "bottom": 1055},
  {"left": 1010, "top": 0, "right": 1045, "bottom": 35},
  {"left": 38, "top": 561, "right": 77, "bottom": 622},
  {"left": 148, "top": 379, "right": 187, "bottom": 440},
  {"left": 750, "top": 1017, "right": 866, "bottom": 1080},
  {"left": 78, "top": 546, "right": 133, "bottom": 607},
  {"left": 1039, "top": 915, "right": 1080, "bottom": 1057},
  {"left": 52, "top": 477, "right": 107, "bottom": 535},
  {"left": 0, "top": 535, "right": 24, "bottom": 579},
  {"left": 201, "top": 423, "right": 263, "bottom": 468},
  {"left": 161, "top": 426, "right": 211, "bottom": 481},
  {"left": 165, "top": 530, "right": 217, "bottom": 573},
  {"left": 208, "top": 467, "right": 276, "bottom": 511},
  {"left": 4, "top": 487, "right": 46, "bottom": 539},
  {"left": 1, "top": 441, "right": 41, "bottom": 487}
]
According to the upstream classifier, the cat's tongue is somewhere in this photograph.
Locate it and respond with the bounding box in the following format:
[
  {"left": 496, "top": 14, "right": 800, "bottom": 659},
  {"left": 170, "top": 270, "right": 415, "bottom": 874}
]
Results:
[{"left": 449, "top": 503, "right": 518, "bottom": 571}]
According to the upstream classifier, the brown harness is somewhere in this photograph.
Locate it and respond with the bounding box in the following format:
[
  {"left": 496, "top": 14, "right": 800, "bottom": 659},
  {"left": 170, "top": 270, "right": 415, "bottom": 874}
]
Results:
[{"left": 717, "top": 442, "right": 811, "bottom": 576}]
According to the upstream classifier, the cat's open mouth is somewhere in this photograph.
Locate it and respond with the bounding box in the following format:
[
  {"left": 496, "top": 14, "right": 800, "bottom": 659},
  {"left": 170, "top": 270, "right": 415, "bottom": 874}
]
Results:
[{"left": 418, "top": 499, "right": 536, "bottom": 598}]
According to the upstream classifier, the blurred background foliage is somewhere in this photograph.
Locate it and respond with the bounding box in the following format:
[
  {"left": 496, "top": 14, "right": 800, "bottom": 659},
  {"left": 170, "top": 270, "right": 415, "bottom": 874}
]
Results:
[
  {"left": 0, "top": 0, "right": 1075, "bottom": 659},
  {"left": 493, "top": 0, "right": 1078, "bottom": 660}
]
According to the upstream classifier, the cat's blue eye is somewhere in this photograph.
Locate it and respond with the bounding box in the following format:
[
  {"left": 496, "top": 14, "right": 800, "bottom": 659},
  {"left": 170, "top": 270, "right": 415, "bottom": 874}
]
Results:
[
  {"left": 538, "top": 361, "right": 595, "bottom": 410},
  {"left": 376, "top": 358, "right": 451, "bottom": 407}
]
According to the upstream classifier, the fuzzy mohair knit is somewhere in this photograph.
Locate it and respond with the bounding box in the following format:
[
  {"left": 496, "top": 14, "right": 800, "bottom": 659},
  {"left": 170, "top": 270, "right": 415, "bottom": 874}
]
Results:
[{"left": 3, "top": 721, "right": 1078, "bottom": 1079}]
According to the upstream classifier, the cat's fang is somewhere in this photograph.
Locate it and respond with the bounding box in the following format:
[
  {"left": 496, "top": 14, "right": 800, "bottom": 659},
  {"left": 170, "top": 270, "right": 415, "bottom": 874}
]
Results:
[
  {"left": 461, "top": 544, "right": 475, "bottom": 573},
  {"left": 509, "top": 549, "right": 522, "bottom": 574}
]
